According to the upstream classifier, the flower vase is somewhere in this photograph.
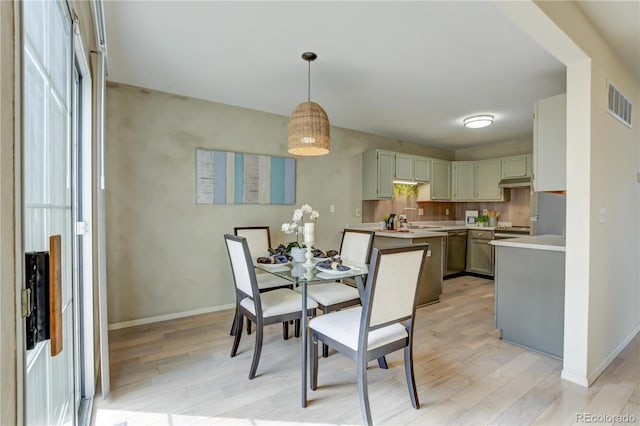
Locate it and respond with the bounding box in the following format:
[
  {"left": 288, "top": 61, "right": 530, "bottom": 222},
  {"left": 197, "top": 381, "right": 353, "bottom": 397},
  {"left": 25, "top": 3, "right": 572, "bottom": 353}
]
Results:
[{"left": 303, "top": 223, "right": 315, "bottom": 266}]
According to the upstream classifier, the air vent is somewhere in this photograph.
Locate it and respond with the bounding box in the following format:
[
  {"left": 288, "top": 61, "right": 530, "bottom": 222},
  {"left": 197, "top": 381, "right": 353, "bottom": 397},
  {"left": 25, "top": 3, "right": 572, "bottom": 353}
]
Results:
[{"left": 608, "top": 81, "right": 633, "bottom": 128}]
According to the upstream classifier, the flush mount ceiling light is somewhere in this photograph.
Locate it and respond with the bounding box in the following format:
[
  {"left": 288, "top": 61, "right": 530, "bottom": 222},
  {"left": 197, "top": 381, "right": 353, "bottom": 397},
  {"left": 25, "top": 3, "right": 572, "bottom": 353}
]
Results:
[
  {"left": 463, "top": 115, "right": 494, "bottom": 129},
  {"left": 288, "top": 52, "right": 330, "bottom": 156}
]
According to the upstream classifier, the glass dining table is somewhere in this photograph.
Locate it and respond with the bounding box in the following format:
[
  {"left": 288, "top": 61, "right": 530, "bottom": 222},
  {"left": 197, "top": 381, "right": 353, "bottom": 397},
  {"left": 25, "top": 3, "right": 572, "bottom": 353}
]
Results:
[{"left": 254, "top": 259, "right": 369, "bottom": 408}]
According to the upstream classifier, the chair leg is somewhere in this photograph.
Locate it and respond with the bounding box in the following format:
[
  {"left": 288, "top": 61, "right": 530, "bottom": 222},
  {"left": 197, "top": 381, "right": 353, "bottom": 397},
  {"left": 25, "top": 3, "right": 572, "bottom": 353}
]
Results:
[
  {"left": 230, "top": 314, "right": 243, "bottom": 357},
  {"left": 310, "top": 332, "right": 318, "bottom": 391},
  {"left": 404, "top": 344, "right": 420, "bottom": 409},
  {"left": 248, "top": 321, "right": 263, "bottom": 380},
  {"left": 322, "top": 306, "right": 330, "bottom": 357},
  {"left": 282, "top": 321, "right": 289, "bottom": 340},
  {"left": 377, "top": 356, "right": 389, "bottom": 369},
  {"left": 294, "top": 319, "right": 300, "bottom": 338},
  {"left": 357, "top": 354, "right": 373, "bottom": 426},
  {"left": 247, "top": 319, "right": 252, "bottom": 335},
  {"left": 229, "top": 310, "right": 238, "bottom": 336}
]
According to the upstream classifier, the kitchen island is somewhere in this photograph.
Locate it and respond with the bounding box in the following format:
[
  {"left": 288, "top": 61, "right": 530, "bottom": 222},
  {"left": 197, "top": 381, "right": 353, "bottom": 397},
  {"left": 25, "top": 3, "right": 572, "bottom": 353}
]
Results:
[{"left": 491, "top": 235, "right": 565, "bottom": 358}]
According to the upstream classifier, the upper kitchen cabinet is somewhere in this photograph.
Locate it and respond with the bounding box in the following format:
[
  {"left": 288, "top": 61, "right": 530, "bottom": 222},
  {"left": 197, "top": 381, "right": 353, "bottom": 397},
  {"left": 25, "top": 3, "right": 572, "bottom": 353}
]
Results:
[
  {"left": 534, "top": 94, "right": 566, "bottom": 191},
  {"left": 452, "top": 159, "right": 503, "bottom": 201},
  {"left": 363, "top": 149, "right": 395, "bottom": 199},
  {"left": 414, "top": 156, "right": 431, "bottom": 182},
  {"left": 431, "top": 159, "right": 451, "bottom": 200},
  {"left": 395, "top": 154, "right": 415, "bottom": 180},
  {"left": 501, "top": 155, "right": 531, "bottom": 179},
  {"left": 476, "top": 159, "right": 503, "bottom": 200},
  {"left": 452, "top": 161, "right": 475, "bottom": 201}
]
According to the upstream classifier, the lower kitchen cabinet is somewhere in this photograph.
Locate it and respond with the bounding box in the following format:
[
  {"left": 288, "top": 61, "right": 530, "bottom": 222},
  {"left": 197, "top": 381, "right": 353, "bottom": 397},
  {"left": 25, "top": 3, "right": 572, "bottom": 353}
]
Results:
[
  {"left": 373, "top": 234, "right": 443, "bottom": 306},
  {"left": 466, "top": 229, "right": 494, "bottom": 276}
]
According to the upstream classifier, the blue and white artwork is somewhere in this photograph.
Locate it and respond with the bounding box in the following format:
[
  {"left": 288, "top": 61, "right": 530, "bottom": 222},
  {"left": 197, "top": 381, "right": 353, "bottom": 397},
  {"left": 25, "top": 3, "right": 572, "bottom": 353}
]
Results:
[{"left": 196, "top": 149, "right": 295, "bottom": 205}]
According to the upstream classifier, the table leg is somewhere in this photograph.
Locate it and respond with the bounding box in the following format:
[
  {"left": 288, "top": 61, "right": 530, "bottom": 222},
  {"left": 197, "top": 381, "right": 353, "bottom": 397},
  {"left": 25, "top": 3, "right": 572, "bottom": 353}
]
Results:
[
  {"left": 301, "top": 278, "right": 307, "bottom": 408},
  {"left": 355, "top": 275, "right": 365, "bottom": 301}
]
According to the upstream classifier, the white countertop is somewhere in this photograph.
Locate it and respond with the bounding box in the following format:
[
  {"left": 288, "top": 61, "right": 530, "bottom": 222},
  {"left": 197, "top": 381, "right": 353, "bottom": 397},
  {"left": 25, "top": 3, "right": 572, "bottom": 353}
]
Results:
[
  {"left": 346, "top": 221, "right": 499, "bottom": 239},
  {"left": 490, "top": 234, "right": 566, "bottom": 252}
]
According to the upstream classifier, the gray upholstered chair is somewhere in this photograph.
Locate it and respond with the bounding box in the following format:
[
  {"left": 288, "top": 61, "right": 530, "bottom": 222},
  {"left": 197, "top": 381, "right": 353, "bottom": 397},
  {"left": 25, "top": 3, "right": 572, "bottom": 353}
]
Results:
[
  {"left": 231, "top": 226, "right": 293, "bottom": 337},
  {"left": 224, "top": 234, "right": 318, "bottom": 379},
  {"left": 302, "top": 229, "right": 374, "bottom": 356},
  {"left": 308, "top": 244, "right": 428, "bottom": 425}
]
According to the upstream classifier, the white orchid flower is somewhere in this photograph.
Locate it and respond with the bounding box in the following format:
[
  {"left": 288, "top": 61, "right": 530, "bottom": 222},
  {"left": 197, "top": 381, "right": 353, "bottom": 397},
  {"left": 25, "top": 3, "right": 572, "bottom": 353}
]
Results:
[
  {"left": 300, "top": 204, "right": 312, "bottom": 214},
  {"left": 292, "top": 209, "right": 303, "bottom": 222},
  {"left": 281, "top": 223, "right": 290, "bottom": 233},
  {"left": 310, "top": 210, "right": 320, "bottom": 221}
]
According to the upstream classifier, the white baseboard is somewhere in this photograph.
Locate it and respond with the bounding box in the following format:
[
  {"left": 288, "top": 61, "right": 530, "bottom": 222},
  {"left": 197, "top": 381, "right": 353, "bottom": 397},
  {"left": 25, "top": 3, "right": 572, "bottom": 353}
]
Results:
[
  {"left": 586, "top": 323, "right": 640, "bottom": 385},
  {"left": 561, "top": 323, "right": 640, "bottom": 387},
  {"left": 561, "top": 368, "right": 589, "bottom": 387},
  {"left": 108, "top": 304, "right": 235, "bottom": 331}
]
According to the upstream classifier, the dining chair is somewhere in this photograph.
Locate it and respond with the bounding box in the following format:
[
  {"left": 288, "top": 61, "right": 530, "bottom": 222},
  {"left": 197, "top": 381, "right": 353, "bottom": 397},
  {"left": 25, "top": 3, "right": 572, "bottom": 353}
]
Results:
[
  {"left": 301, "top": 229, "right": 375, "bottom": 357},
  {"left": 232, "top": 226, "right": 293, "bottom": 337},
  {"left": 224, "top": 234, "right": 318, "bottom": 379},
  {"left": 308, "top": 244, "right": 428, "bottom": 426}
]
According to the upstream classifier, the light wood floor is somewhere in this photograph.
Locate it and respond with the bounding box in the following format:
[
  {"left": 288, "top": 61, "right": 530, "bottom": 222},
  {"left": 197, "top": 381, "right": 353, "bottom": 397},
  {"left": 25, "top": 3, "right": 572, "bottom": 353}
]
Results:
[{"left": 93, "top": 276, "right": 639, "bottom": 425}]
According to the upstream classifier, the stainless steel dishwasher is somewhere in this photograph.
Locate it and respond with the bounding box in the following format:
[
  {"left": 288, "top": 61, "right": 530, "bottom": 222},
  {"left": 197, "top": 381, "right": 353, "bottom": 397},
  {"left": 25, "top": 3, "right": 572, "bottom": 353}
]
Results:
[{"left": 445, "top": 230, "right": 467, "bottom": 277}]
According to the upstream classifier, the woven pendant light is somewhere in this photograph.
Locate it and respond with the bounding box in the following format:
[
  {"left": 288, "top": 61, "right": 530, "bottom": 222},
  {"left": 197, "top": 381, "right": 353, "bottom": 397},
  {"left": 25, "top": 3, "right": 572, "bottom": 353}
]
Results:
[{"left": 288, "top": 52, "right": 330, "bottom": 156}]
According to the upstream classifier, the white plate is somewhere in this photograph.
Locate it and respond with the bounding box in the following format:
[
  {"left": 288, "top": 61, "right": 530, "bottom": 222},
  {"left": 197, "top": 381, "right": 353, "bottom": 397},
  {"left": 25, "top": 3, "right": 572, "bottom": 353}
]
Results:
[{"left": 315, "top": 264, "right": 357, "bottom": 275}]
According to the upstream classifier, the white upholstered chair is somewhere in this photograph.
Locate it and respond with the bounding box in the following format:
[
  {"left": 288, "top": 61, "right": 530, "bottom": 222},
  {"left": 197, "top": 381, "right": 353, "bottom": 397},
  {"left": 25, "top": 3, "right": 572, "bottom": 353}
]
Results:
[
  {"left": 224, "top": 234, "right": 318, "bottom": 379},
  {"left": 232, "top": 226, "right": 293, "bottom": 337},
  {"left": 302, "top": 229, "right": 375, "bottom": 357},
  {"left": 308, "top": 244, "right": 428, "bottom": 425}
]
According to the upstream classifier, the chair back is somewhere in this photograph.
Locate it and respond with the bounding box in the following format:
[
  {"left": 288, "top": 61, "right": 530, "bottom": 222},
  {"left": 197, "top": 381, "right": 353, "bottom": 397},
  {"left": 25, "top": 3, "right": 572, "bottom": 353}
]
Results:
[
  {"left": 339, "top": 229, "right": 375, "bottom": 265},
  {"left": 234, "top": 226, "right": 271, "bottom": 256},
  {"left": 224, "top": 234, "right": 259, "bottom": 300},
  {"left": 362, "top": 245, "right": 428, "bottom": 330}
]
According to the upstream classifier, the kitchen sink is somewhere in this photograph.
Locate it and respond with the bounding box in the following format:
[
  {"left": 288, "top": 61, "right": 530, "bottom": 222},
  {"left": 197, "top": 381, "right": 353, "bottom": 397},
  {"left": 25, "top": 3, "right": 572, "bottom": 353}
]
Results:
[{"left": 408, "top": 225, "right": 443, "bottom": 229}]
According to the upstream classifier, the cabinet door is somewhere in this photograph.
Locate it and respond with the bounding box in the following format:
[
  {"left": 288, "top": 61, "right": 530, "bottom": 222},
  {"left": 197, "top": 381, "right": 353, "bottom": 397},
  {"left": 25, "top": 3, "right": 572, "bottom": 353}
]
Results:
[
  {"left": 377, "top": 151, "right": 395, "bottom": 198},
  {"left": 395, "top": 154, "right": 414, "bottom": 180},
  {"left": 414, "top": 157, "right": 431, "bottom": 182},
  {"left": 452, "top": 162, "right": 474, "bottom": 200},
  {"left": 466, "top": 235, "right": 494, "bottom": 275},
  {"left": 501, "top": 156, "right": 528, "bottom": 179},
  {"left": 534, "top": 94, "right": 566, "bottom": 191},
  {"left": 476, "top": 159, "right": 503, "bottom": 200},
  {"left": 431, "top": 160, "right": 451, "bottom": 200}
]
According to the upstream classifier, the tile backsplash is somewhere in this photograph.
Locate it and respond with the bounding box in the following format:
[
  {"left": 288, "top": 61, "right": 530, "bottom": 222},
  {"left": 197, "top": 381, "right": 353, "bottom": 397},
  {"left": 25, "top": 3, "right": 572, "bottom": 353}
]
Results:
[{"left": 362, "top": 187, "right": 531, "bottom": 226}]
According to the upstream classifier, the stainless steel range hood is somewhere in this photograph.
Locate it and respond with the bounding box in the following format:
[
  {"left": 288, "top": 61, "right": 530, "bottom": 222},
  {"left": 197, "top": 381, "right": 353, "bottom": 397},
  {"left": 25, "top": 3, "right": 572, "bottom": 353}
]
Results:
[{"left": 498, "top": 177, "right": 531, "bottom": 188}]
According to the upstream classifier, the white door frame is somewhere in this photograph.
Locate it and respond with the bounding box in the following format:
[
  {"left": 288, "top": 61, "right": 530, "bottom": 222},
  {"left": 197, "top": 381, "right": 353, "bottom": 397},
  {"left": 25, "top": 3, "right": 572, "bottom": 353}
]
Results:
[{"left": 71, "top": 17, "right": 95, "bottom": 405}]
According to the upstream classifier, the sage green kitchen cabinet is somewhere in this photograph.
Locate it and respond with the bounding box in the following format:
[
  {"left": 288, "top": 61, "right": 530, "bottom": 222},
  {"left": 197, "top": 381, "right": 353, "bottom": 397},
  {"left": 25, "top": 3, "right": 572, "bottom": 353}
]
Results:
[
  {"left": 414, "top": 156, "right": 431, "bottom": 182},
  {"left": 452, "top": 159, "right": 503, "bottom": 201},
  {"left": 395, "top": 153, "right": 415, "bottom": 180},
  {"left": 452, "top": 161, "right": 475, "bottom": 201},
  {"left": 475, "top": 158, "right": 503, "bottom": 200},
  {"left": 431, "top": 159, "right": 451, "bottom": 200},
  {"left": 362, "top": 149, "right": 395, "bottom": 200},
  {"left": 466, "top": 229, "right": 494, "bottom": 276},
  {"left": 534, "top": 93, "right": 566, "bottom": 191},
  {"left": 501, "top": 155, "right": 529, "bottom": 179}
]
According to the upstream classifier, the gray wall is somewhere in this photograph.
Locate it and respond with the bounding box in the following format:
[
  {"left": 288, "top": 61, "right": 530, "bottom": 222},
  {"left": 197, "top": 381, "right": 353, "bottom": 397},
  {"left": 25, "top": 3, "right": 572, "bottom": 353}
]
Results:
[{"left": 105, "top": 82, "right": 453, "bottom": 324}]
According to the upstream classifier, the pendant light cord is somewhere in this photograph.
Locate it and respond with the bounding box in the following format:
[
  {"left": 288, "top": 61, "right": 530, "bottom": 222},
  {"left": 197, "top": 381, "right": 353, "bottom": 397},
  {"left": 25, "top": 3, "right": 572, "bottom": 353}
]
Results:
[{"left": 307, "top": 60, "right": 311, "bottom": 102}]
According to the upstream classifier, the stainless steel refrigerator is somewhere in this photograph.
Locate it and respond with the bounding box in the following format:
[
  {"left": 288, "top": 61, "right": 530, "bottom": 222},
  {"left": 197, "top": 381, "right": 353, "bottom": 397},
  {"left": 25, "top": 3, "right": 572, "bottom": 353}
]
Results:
[{"left": 530, "top": 191, "right": 566, "bottom": 235}]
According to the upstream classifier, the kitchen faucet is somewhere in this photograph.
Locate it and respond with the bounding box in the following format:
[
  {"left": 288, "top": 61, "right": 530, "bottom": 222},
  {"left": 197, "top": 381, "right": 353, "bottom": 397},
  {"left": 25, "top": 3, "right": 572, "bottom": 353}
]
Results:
[{"left": 402, "top": 207, "right": 418, "bottom": 223}]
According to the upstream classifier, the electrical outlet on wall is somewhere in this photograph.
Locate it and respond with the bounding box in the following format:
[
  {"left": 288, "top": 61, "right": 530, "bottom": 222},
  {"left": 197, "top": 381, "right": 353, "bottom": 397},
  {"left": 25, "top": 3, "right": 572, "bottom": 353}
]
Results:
[
  {"left": 418, "top": 208, "right": 424, "bottom": 216},
  {"left": 445, "top": 208, "right": 449, "bottom": 216},
  {"left": 355, "top": 208, "right": 361, "bottom": 217}
]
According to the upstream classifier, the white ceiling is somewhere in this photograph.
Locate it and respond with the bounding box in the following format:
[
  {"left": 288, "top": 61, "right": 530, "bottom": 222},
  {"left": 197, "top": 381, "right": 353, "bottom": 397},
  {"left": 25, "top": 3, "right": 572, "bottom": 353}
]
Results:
[{"left": 103, "top": 1, "right": 632, "bottom": 150}]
